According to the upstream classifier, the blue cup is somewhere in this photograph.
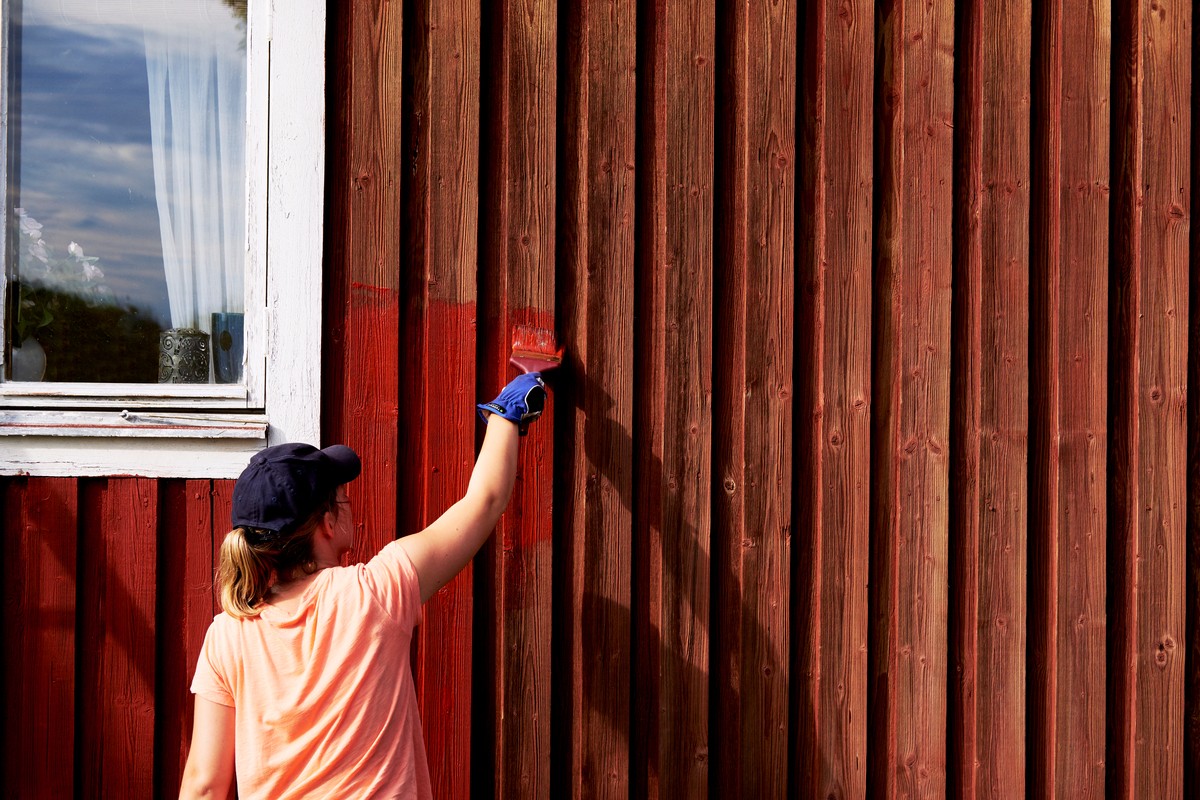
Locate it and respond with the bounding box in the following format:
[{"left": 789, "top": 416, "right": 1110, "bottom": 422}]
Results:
[{"left": 211, "top": 312, "right": 244, "bottom": 384}]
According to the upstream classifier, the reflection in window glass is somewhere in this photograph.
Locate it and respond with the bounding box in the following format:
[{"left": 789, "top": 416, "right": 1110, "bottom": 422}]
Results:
[{"left": 5, "top": 0, "right": 247, "bottom": 384}]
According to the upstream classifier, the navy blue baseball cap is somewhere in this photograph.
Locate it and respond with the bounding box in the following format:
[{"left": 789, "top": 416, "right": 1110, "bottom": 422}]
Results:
[{"left": 231, "top": 443, "right": 361, "bottom": 533}]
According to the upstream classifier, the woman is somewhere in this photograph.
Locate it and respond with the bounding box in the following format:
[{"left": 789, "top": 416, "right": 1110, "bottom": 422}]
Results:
[{"left": 179, "top": 373, "right": 547, "bottom": 799}]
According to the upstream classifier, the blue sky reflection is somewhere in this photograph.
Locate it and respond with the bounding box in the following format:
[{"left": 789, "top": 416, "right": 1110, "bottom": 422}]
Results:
[
  {"left": 10, "top": 2, "right": 247, "bottom": 332},
  {"left": 14, "top": 20, "right": 170, "bottom": 326}
]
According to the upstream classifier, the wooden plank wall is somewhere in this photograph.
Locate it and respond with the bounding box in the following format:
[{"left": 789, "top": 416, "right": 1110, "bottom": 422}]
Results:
[{"left": 3, "top": 1, "right": 1200, "bottom": 798}]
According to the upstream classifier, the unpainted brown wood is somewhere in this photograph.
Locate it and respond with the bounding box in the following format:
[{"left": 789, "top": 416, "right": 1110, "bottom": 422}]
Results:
[
  {"left": 793, "top": 0, "right": 874, "bottom": 796},
  {"left": 868, "top": 0, "right": 954, "bottom": 796},
  {"left": 78, "top": 478, "right": 157, "bottom": 798},
  {"left": 712, "top": 0, "right": 794, "bottom": 796},
  {"left": 1108, "top": 1, "right": 1190, "bottom": 796},
  {"left": 400, "top": 3, "right": 482, "bottom": 799},
  {"left": 2, "top": 478, "right": 77, "bottom": 800},
  {"left": 948, "top": 5, "right": 983, "bottom": 794},
  {"left": 477, "top": 0, "right": 556, "bottom": 797},
  {"left": 949, "top": 0, "right": 1032, "bottom": 796},
  {"left": 1187, "top": 108, "right": 1200, "bottom": 792},
  {"left": 1028, "top": 1, "right": 1109, "bottom": 797},
  {"left": 631, "top": 1, "right": 714, "bottom": 798},
  {"left": 556, "top": 1, "right": 636, "bottom": 798}
]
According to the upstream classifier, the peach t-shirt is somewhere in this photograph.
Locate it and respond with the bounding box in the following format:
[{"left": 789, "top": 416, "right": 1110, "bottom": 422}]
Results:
[{"left": 191, "top": 539, "right": 430, "bottom": 799}]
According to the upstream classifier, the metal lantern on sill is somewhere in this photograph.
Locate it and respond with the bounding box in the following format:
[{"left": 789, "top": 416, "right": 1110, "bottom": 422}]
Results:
[{"left": 159, "top": 328, "right": 210, "bottom": 383}]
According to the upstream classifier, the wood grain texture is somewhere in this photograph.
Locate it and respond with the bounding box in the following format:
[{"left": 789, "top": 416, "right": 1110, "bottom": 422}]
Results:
[
  {"left": 155, "top": 479, "right": 222, "bottom": 799},
  {"left": 400, "top": 3, "right": 481, "bottom": 799},
  {"left": 324, "top": 0, "right": 403, "bottom": 562},
  {"left": 1108, "top": 1, "right": 1190, "bottom": 796},
  {"left": 1028, "top": 2, "right": 1110, "bottom": 797},
  {"left": 632, "top": 1, "right": 714, "bottom": 798},
  {"left": 712, "top": 0, "right": 794, "bottom": 797},
  {"left": 78, "top": 478, "right": 157, "bottom": 798},
  {"left": 949, "top": 1, "right": 1032, "bottom": 797},
  {"left": 1, "top": 478, "right": 77, "bottom": 800},
  {"left": 793, "top": 0, "right": 874, "bottom": 796},
  {"left": 556, "top": 1, "right": 636, "bottom": 798},
  {"left": 868, "top": 0, "right": 954, "bottom": 796},
  {"left": 261, "top": 0, "right": 326, "bottom": 447},
  {"left": 1186, "top": 81, "right": 1200, "bottom": 789},
  {"left": 477, "top": 1, "right": 556, "bottom": 797}
]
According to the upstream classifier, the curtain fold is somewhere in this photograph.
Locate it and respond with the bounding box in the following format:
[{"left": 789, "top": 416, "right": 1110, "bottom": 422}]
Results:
[{"left": 145, "top": 27, "right": 245, "bottom": 332}]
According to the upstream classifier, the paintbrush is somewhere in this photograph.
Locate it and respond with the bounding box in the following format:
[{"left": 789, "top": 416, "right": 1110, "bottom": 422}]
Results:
[{"left": 509, "top": 324, "right": 563, "bottom": 374}]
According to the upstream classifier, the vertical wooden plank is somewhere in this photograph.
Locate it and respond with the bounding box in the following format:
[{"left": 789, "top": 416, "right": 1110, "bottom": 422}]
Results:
[
  {"left": 793, "top": 0, "right": 874, "bottom": 795},
  {"left": 1187, "top": 72, "right": 1200, "bottom": 786},
  {"left": 556, "top": 1, "right": 635, "bottom": 798},
  {"left": 1108, "top": 0, "right": 1190, "bottom": 795},
  {"left": 78, "top": 478, "right": 157, "bottom": 798},
  {"left": 478, "top": 1, "right": 556, "bottom": 797},
  {"left": 401, "top": 2, "right": 481, "bottom": 798},
  {"left": 1028, "top": 1, "right": 1110, "bottom": 797},
  {"left": 324, "top": 0, "right": 402, "bottom": 564},
  {"left": 868, "top": 0, "right": 954, "bottom": 795},
  {"left": 712, "top": 0, "right": 794, "bottom": 796},
  {"left": 949, "top": 0, "right": 1031, "bottom": 796},
  {"left": 633, "top": 0, "right": 714, "bottom": 797},
  {"left": 322, "top": 0, "right": 412, "bottom": 782},
  {"left": 155, "top": 480, "right": 221, "bottom": 799},
  {"left": 1, "top": 478, "right": 76, "bottom": 800}
]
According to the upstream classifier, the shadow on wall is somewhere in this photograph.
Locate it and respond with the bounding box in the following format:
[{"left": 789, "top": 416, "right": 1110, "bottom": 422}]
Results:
[{"left": 554, "top": 361, "right": 819, "bottom": 792}]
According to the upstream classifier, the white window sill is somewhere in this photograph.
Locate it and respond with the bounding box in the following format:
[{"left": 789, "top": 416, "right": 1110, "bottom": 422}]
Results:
[{"left": 0, "top": 409, "right": 267, "bottom": 438}]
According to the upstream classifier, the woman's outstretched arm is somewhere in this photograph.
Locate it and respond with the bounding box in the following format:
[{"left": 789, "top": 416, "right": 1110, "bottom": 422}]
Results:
[{"left": 400, "top": 414, "right": 521, "bottom": 602}]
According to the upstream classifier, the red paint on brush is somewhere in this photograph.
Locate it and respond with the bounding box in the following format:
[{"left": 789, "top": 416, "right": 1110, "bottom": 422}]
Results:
[{"left": 510, "top": 323, "right": 564, "bottom": 374}]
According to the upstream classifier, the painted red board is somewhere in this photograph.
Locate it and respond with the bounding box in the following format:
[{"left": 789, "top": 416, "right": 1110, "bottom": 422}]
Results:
[
  {"left": 868, "top": 0, "right": 954, "bottom": 796},
  {"left": 476, "top": 1, "right": 557, "bottom": 797},
  {"left": 399, "top": 6, "right": 481, "bottom": 799},
  {"left": 556, "top": 0, "right": 636, "bottom": 797},
  {"left": 1028, "top": 2, "right": 1110, "bottom": 797},
  {"left": 155, "top": 479, "right": 221, "bottom": 798},
  {"left": 77, "top": 478, "right": 157, "bottom": 798},
  {"left": 324, "top": 0, "right": 403, "bottom": 566},
  {"left": 711, "top": 0, "right": 794, "bottom": 796},
  {"left": 792, "top": 0, "right": 874, "bottom": 796},
  {"left": 2, "top": 478, "right": 77, "bottom": 800},
  {"left": 324, "top": 10, "right": 407, "bottom": 791}
]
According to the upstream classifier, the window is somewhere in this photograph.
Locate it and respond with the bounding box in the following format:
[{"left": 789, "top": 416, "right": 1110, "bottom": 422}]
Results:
[{"left": 0, "top": 0, "right": 325, "bottom": 478}]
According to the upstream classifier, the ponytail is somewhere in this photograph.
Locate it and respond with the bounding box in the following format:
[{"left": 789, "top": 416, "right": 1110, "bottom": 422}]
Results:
[
  {"left": 218, "top": 528, "right": 275, "bottom": 618},
  {"left": 216, "top": 490, "right": 340, "bottom": 618}
]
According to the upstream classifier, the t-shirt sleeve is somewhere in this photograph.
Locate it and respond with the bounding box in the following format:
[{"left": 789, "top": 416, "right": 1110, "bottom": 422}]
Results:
[
  {"left": 360, "top": 538, "right": 424, "bottom": 631},
  {"left": 191, "top": 618, "right": 235, "bottom": 707}
]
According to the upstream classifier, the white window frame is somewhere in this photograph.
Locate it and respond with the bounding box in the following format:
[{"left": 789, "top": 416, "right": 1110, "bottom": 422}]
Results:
[{"left": 0, "top": 0, "right": 325, "bottom": 478}]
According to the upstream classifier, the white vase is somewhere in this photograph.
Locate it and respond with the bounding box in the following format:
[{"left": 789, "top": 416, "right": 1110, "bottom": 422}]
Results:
[{"left": 12, "top": 337, "right": 47, "bottom": 381}]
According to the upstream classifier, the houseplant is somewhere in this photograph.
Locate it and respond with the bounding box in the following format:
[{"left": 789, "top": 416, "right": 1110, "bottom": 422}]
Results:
[{"left": 11, "top": 208, "right": 113, "bottom": 380}]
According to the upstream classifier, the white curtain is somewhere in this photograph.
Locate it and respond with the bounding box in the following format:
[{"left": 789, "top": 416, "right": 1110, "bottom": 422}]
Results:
[{"left": 144, "top": 26, "right": 245, "bottom": 332}]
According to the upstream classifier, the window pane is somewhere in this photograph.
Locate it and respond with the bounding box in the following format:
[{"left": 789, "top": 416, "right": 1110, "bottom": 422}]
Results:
[{"left": 4, "top": 0, "right": 247, "bottom": 384}]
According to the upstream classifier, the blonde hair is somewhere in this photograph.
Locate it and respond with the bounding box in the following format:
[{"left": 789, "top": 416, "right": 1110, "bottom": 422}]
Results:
[{"left": 217, "top": 492, "right": 339, "bottom": 618}]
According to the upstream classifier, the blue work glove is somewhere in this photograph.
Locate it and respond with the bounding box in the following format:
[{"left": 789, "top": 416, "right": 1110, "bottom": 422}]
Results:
[{"left": 477, "top": 373, "right": 547, "bottom": 434}]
